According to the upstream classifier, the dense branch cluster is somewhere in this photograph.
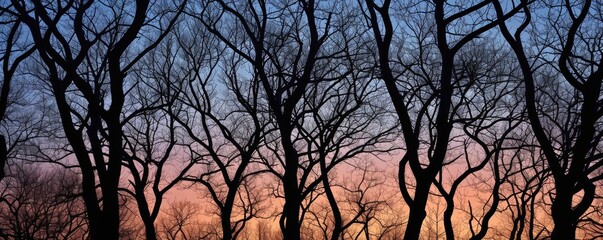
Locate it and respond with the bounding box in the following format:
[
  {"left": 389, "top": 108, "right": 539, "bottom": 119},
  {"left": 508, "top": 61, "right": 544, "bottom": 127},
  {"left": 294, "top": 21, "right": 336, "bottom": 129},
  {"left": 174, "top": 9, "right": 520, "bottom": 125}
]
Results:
[{"left": 0, "top": 0, "right": 601, "bottom": 239}]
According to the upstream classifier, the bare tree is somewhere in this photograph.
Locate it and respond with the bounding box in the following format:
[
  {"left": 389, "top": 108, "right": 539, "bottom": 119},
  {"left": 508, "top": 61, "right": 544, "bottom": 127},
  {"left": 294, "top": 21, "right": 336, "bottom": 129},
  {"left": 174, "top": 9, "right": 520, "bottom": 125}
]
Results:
[
  {"left": 428, "top": 41, "right": 525, "bottom": 239},
  {"left": 494, "top": 142, "right": 549, "bottom": 240},
  {"left": 161, "top": 13, "right": 270, "bottom": 239},
  {"left": 494, "top": 0, "right": 603, "bottom": 238},
  {"left": 192, "top": 1, "right": 394, "bottom": 239},
  {"left": 5, "top": 0, "right": 186, "bottom": 238},
  {"left": 253, "top": 219, "right": 281, "bottom": 240},
  {"left": 338, "top": 163, "right": 405, "bottom": 240},
  {"left": 157, "top": 200, "right": 213, "bottom": 240},
  {"left": 3, "top": 0, "right": 602, "bottom": 239},
  {"left": 0, "top": 2, "right": 36, "bottom": 183},
  {"left": 190, "top": 1, "right": 326, "bottom": 238},
  {"left": 362, "top": 0, "right": 526, "bottom": 238},
  {"left": 120, "top": 32, "right": 197, "bottom": 240},
  {"left": 0, "top": 164, "right": 87, "bottom": 239}
]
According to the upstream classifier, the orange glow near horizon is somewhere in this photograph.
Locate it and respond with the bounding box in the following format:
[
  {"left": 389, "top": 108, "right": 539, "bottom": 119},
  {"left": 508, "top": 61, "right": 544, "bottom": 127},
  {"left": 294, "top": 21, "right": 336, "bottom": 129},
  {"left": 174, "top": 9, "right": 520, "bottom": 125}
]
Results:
[{"left": 114, "top": 151, "right": 584, "bottom": 240}]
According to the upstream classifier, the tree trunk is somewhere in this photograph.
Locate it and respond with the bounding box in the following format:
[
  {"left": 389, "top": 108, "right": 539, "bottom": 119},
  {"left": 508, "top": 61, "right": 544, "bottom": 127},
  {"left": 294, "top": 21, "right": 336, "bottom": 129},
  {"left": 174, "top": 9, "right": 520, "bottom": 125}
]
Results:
[
  {"left": 282, "top": 172, "right": 301, "bottom": 240},
  {"left": 222, "top": 188, "right": 237, "bottom": 240},
  {"left": 550, "top": 184, "right": 576, "bottom": 240},
  {"left": 134, "top": 188, "right": 157, "bottom": 240},
  {"left": 0, "top": 135, "right": 6, "bottom": 181},
  {"left": 404, "top": 181, "right": 430, "bottom": 240},
  {"left": 221, "top": 207, "right": 233, "bottom": 240},
  {"left": 321, "top": 156, "right": 342, "bottom": 240},
  {"left": 143, "top": 219, "right": 158, "bottom": 240},
  {"left": 281, "top": 129, "right": 301, "bottom": 240},
  {"left": 443, "top": 197, "right": 455, "bottom": 240}
]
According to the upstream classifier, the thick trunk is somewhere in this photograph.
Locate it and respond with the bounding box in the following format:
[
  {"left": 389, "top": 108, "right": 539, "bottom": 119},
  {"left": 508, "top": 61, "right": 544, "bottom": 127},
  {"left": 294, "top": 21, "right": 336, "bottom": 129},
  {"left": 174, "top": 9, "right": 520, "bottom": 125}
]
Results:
[
  {"left": 100, "top": 186, "right": 121, "bottom": 240},
  {"left": 550, "top": 215, "right": 576, "bottom": 240},
  {"left": 550, "top": 185, "right": 576, "bottom": 240},
  {"left": 143, "top": 219, "right": 158, "bottom": 240},
  {"left": 404, "top": 207, "right": 427, "bottom": 240},
  {"left": 101, "top": 117, "right": 123, "bottom": 240},
  {"left": 550, "top": 228, "right": 575, "bottom": 240},
  {"left": 282, "top": 171, "right": 301, "bottom": 240},
  {"left": 222, "top": 187, "right": 239, "bottom": 240},
  {"left": 403, "top": 182, "right": 430, "bottom": 240},
  {"left": 281, "top": 126, "right": 301, "bottom": 240},
  {"left": 221, "top": 207, "right": 233, "bottom": 240}
]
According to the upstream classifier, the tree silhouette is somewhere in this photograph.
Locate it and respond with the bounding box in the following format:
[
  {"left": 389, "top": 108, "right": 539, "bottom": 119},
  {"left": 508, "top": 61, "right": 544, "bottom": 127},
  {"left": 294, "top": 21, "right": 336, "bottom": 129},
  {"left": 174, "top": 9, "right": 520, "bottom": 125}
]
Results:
[
  {"left": 0, "top": 5, "right": 36, "bottom": 183},
  {"left": 494, "top": 0, "right": 603, "bottom": 238},
  {"left": 0, "top": 164, "right": 87, "bottom": 239},
  {"left": 0, "top": 0, "right": 601, "bottom": 239},
  {"left": 362, "top": 0, "right": 527, "bottom": 238},
  {"left": 5, "top": 0, "right": 185, "bottom": 238}
]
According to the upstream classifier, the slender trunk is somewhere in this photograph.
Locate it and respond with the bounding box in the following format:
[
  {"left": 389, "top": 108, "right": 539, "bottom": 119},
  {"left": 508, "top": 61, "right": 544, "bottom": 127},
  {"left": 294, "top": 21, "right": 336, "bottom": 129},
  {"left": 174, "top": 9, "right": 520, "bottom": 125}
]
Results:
[
  {"left": 529, "top": 180, "right": 542, "bottom": 240},
  {"left": 550, "top": 87, "right": 597, "bottom": 239},
  {"left": 0, "top": 135, "right": 6, "bottom": 181},
  {"left": 508, "top": 209, "right": 524, "bottom": 240},
  {"left": 469, "top": 182, "right": 501, "bottom": 240},
  {"left": 55, "top": 88, "right": 121, "bottom": 240},
  {"left": 134, "top": 187, "right": 157, "bottom": 240},
  {"left": 53, "top": 89, "right": 107, "bottom": 239},
  {"left": 442, "top": 197, "right": 455, "bottom": 240},
  {"left": 513, "top": 201, "right": 527, "bottom": 240},
  {"left": 321, "top": 156, "right": 342, "bottom": 240}
]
